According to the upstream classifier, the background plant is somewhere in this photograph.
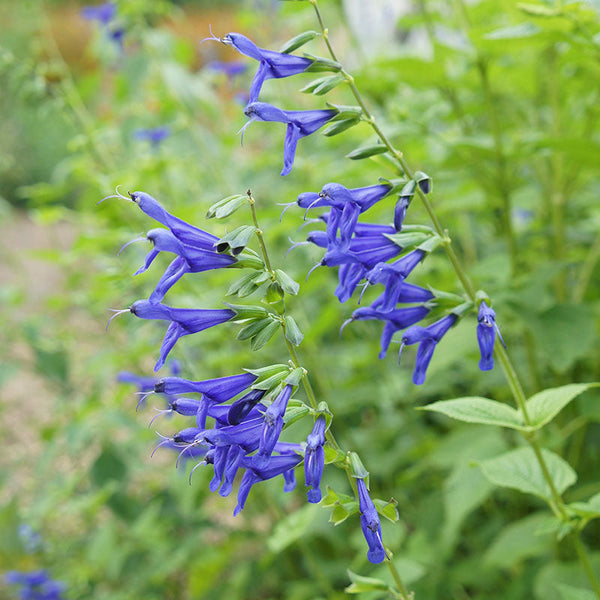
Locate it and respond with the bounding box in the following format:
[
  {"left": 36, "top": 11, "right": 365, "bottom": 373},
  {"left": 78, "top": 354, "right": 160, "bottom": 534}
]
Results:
[{"left": 1, "top": 1, "right": 599, "bottom": 599}]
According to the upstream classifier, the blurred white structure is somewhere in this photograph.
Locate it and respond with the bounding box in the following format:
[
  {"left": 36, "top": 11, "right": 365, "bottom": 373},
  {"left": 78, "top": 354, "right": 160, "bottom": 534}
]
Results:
[{"left": 342, "top": 0, "right": 430, "bottom": 58}]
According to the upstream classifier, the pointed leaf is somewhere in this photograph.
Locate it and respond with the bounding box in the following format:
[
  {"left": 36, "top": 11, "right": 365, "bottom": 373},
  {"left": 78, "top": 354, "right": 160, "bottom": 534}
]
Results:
[
  {"left": 250, "top": 319, "right": 280, "bottom": 351},
  {"left": 322, "top": 117, "right": 360, "bottom": 137},
  {"left": 284, "top": 316, "right": 303, "bottom": 346},
  {"left": 206, "top": 194, "right": 247, "bottom": 219},
  {"left": 279, "top": 30, "right": 319, "bottom": 54},
  {"left": 346, "top": 144, "right": 389, "bottom": 160},
  {"left": 479, "top": 447, "right": 577, "bottom": 502},
  {"left": 236, "top": 317, "right": 274, "bottom": 341},
  {"left": 225, "top": 303, "right": 268, "bottom": 320},
  {"left": 275, "top": 269, "right": 300, "bottom": 295},
  {"left": 373, "top": 498, "right": 399, "bottom": 523},
  {"left": 525, "top": 383, "right": 599, "bottom": 429},
  {"left": 421, "top": 397, "right": 525, "bottom": 430},
  {"left": 345, "top": 570, "right": 389, "bottom": 594}
]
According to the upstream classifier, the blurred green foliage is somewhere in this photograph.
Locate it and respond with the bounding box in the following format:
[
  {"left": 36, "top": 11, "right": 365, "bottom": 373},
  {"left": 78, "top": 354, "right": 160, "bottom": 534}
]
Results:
[{"left": 1, "top": 0, "right": 599, "bottom": 599}]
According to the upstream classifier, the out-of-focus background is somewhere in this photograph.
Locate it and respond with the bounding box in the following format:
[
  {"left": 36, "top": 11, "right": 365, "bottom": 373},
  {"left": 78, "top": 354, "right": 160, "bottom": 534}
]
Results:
[{"left": 1, "top": 1, "right": 600, "bottom": 598}]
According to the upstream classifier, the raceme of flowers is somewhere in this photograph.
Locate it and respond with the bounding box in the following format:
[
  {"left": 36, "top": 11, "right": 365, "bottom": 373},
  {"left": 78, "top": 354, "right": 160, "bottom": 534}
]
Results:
[
  {"left": 106, "top": 27, "right": 504, "bottom": 567},
  {"left": 103, "top": 190, "right": 373, "bottom": 554},
  {"left": 4, "top": 570, "right": 66, "bottom": 600}
]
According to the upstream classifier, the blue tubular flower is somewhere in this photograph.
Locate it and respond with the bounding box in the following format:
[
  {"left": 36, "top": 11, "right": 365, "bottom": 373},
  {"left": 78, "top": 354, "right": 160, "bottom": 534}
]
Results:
[
  {"left": 155, "top": 372, "right": 256, "bottom": 400},
  {"left": 127, "top": 191, "right": 220, "bottom": 250},
  {"left": 128, "top": 300, "right": 235, "bottom": 371},
  {"left": 336, "top": 263, "right": 368, "bottom": 303},
  {"left": 234, "top": 452, "right": 303, "bottom": 516},
  {"left": 298, "top": 183, "right": 392, "bottom": 245},
  {"left": 348, "top": 305, "right": 431, "bottom": 359},
  {"left": 5, "top": 570, "right": 66, "bottom": 600},
  {"left": 400, "top": 313, "right": 458, "bottom": 384},
  {"left": 133, "top": 126, "right": 170, "bottom": 147},
  {"left": 81, "top": 2, "right": 116, "bottom": 25},
  {"left": 356, "top": 478, "right": 386, "bottom": 564},
  {"left": 128, "top": 228, "right": 236, "bottom": 303},
  {"left": 243, "top": 102, "right": 336, "bottom": 175},
  {"left": 253, "top": 384, "right": 294, "bottom": 468},
  {"left": 477, "top": 300, "right": 501, "bottom": 371},
  {"left": 219, "top": 32, "right": 313, "bottom": 102},
  {"left": 305, "top": 416, "right": 326, "bottom": 503},
  {"left": 227, "top": 388, "right": 267, "bottom": 425}
]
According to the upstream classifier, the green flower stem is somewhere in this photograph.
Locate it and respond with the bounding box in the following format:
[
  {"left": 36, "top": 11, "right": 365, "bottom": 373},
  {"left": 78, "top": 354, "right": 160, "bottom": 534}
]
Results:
[
  {"left": 386, "top": 556, "right": 411, "bottom": 600},
  {"left": 311, "top": 1, "right": 600, "bottom": 595},
  {"left": 247, "top": 191, "right": 344, "bottom": 455},
  {"left": 573, "top": 533, "right": 600, "bottom": 599}
]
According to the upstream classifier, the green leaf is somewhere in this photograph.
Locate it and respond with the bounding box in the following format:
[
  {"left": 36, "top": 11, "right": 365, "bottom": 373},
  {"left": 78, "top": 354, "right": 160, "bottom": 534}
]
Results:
[
  {"left": 568, "top": 492, "right": 600, "bottom": 520},
  {"left": 245, "top": 364, "right": 289, "bottom": 378},
  {"left": 421, "top": 397, "right": 525, "bottom": 429},
  {"left": 484, "top": 22, "right": 542, "bottom": 39},
  {"left": 264, "top": 281, "right": 284, "bottom": 304},
  {"left": 250, "top": 319, "right": 280, "bottom": 351},
  {"left": 267, "top": 504, "right": 319, "bottom": 553},
  {"left": 227, "top": 272, "right": 261, "bottom": 296},
  {"left": 283, "top": 402, "right": 310, "bottom": 427},
  {"left": 251, "top": 370, "right": 291, "bottom": 392},
  {"left": 206, "top": 194, "right": 246, "bottom": 219},
  {"left": 479, "top": 447, "right": 577, "bottom": 502},
  {"left": 484, "top": 512, "right": 556, "bottom": 568},
  {"left": 346, "top": 144, "right": 388, "bottom": 160},
  {"left": 225, "top": 303, "right": 269, "bottom": 320},
  {"left": 284, "top": 367, "right": 305, "bottom": 387},
  {"left": 216, "top": 225, "right": 256, "bottom": 255},
  {"left": 384, "top": 230, "right": 431, "bottom": 250},
  {"left": 517, "top": 2, "right": 561, "bottom": 17},
  {"left": 325, "top": 103, "right": 363, "bottom": 119},
  {"left": 301, "top": 73, "right": 346, "bottom": 95},
  {"left": 284, "top": 315, "right": 303, "bottom": 346},
  {"left": 278, "top": 30, "right": 319, "bottom": 54},
  {"left": 275, "top": 269, "right": 300, "bottom": 295},
  {"left": 330, "top": 503, "right": 352, "bottom": 525},
  {"left": 558, "top": 584, "right": 597, "bottom": 600},
  {"left": 236, "top": 317, "right": 273, "bottom": 341},
  {"left": 373, "top": 498, "right": 399, "bottom": 522},
  {"left": 322, "top": 117, "right": 360, "bottom": 137},
  {"left": 345, "top": 570, "right": 389, "bottom": 594},
  {"left": 525, "top": 383, "right": 599, "bottom": 429},
  {"left": 304, "top": 54, "right": 342, "bottom": 72}
]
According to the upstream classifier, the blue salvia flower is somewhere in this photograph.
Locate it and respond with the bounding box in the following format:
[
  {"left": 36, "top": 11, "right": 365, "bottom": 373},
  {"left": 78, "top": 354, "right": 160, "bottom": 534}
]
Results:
[
  {"left": 363, "top": 249, "right": 427, "bottom": 312},
  {"left": 235, "top": 452, "right": 303, "bottom": 516},
  {"left": 298, "top": 183, "right": 392, "bottom": 246},
  {"left": 81, "top": 2, "right": 124, "bottom": 49},
  {"left": 121, "top": 227, "right": 236, "bottom": 303},
  {"left": 119, "top": 300, "right": 235, "bottom": 371},
  {"left": 344, "top": 305, "right": 431, "bottom": 359},
  {"left": 214, "top": 32, "right": 313, "bottom": 102},
  {"left": 133, "top": 126, "right": 171, "bottom": 147},
  {"left": 252, "top": 384, "right": 294, "bottom": 468},
  {"left": 477, "top": 300, "right": 502, "bottom": 371},
  {"left": 399, "top": 313, "right": 458, "bottom": 384},
  {"left": 305, "top": 416, "right": 326, "bottom": 503},
  {"left": 81, "top": 2, "right": 116, "bottom": 25},
  {"left": 5, "top": 570, "right": 66, "bottom": 600},
  {"left": 242, "top": 102, "right": 337, "bottom": 175},
  {"left": 356, "top": 478, "right": 386, "bottom": 564},
  {"left": 102, "top": 190, "right": 221, "bottom": 250}
]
